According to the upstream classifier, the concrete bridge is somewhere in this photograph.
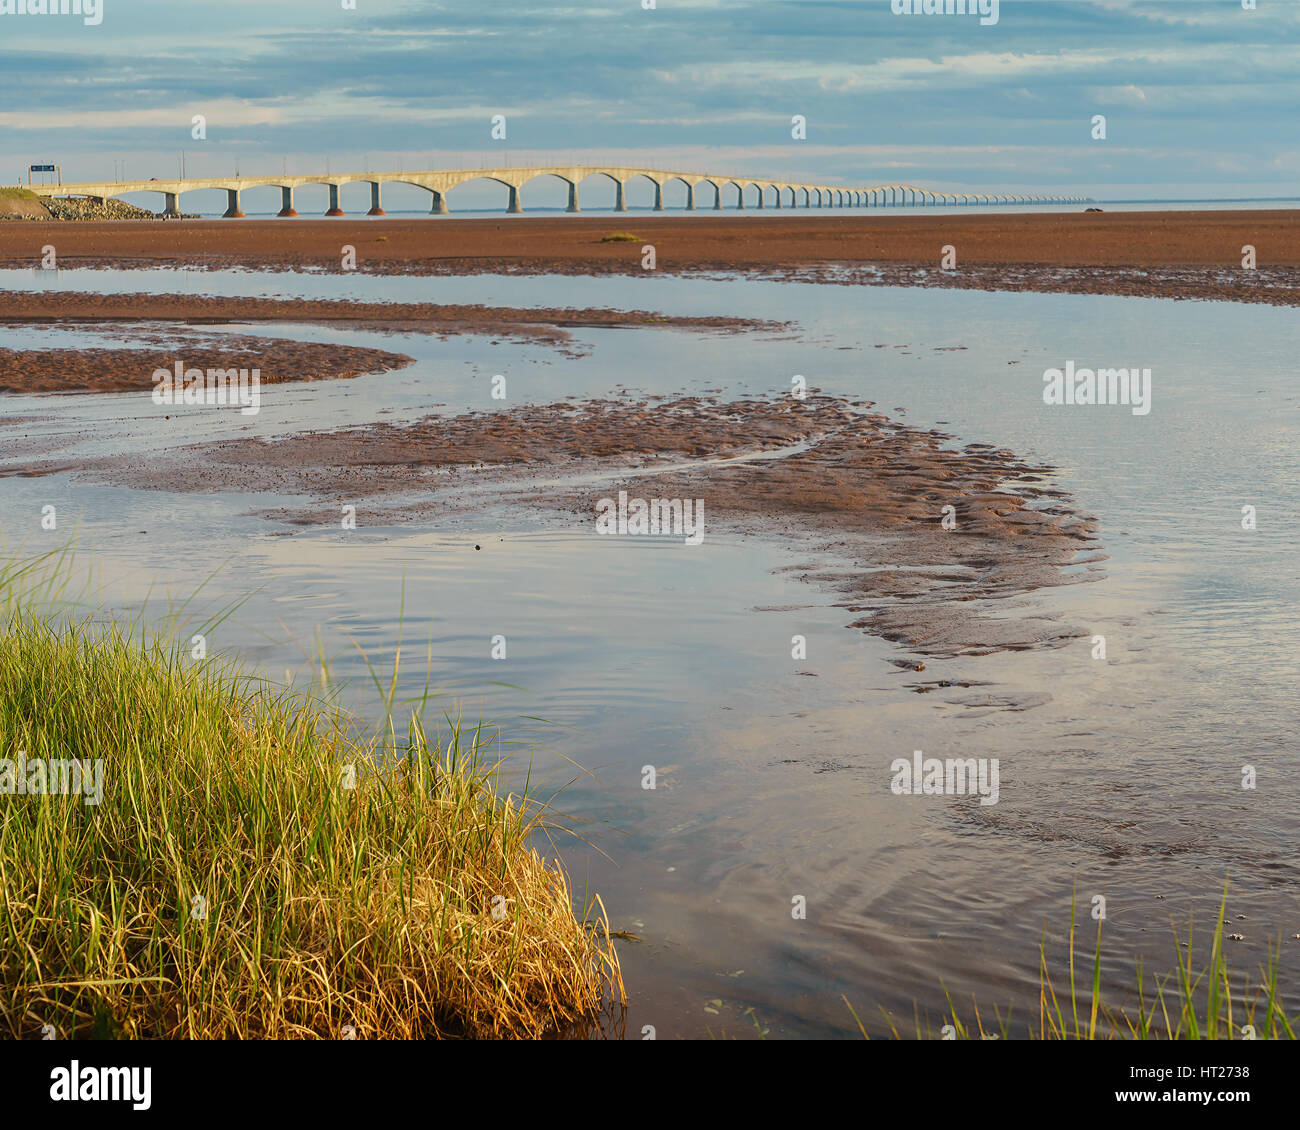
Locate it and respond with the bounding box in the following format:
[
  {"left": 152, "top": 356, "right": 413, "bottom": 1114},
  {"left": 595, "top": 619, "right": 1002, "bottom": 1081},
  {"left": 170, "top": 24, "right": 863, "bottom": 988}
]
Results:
[{"left": 29, "top": 165, "right": 1091, "bottom": 217}]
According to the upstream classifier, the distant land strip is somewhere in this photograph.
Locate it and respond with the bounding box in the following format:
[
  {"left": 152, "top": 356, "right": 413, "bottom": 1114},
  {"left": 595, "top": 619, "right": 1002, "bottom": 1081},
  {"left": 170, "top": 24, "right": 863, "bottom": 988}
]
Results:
[{"left": 2, "top": 213, "right": 1300, "bottom": 306}]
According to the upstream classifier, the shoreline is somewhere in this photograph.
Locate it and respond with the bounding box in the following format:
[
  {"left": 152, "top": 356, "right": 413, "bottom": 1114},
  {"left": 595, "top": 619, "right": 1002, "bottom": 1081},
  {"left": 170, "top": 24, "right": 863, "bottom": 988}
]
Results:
[
  {"left": 0, "top": 293, "right": 784, "bottom": 395},
  {"left": 7, "top": 393, "right": 1103, "bottom": 661},
  {"left": 2, "top": 210, "right": 1298, "bottom": 307},
  {"left": 0, "top": 337, "right": 414, "bottom": 395}
]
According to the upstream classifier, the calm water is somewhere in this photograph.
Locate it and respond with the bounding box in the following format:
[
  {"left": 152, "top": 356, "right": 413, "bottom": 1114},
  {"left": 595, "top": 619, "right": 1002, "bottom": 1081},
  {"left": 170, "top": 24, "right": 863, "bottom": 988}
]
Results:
[{"left": 1, "top": 268, "right": 1296, "bottom": 1038}]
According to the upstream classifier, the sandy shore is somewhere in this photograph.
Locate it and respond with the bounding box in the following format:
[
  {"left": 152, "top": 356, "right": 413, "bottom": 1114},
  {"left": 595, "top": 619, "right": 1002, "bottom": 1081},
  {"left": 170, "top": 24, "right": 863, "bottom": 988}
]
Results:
[
  {"left": 8, "top": 394, "right": 1102, "bottom": 659},
  {"left": 6, "top": 211, "right": 1299, "bottom": 269},
  {"left": 2, "top": 211, "right": 1297, "bottom": 306},
  {"left": 0, "top": 335, "right": 413, "bottom": 395},
  {"left": 0, "top": 289, "right": 783, "bottom": 334},
  {"left": 0, "top": 291, "right": 785, "bottom": 375}
]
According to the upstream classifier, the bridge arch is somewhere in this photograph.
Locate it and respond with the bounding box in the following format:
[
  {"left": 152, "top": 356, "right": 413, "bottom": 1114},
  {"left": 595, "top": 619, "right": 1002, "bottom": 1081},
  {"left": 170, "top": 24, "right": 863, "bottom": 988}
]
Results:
[
  {"left": 718, "top": 180, "right": 744, "bottom": 209},
  {"left": 513, "top": 170, "right": 584, "bottom": 212},
  {"left": 572, "top": 169, "right": 627, "bottom": 211},
  {"left": 440, "top": 174, "right": 525, "bottom": 215},
  {"left": 658, "top": 174, "right": 696, "bottom": 210},
  {"left": 698, "top": 178, "right": 725, "bottom": 210}
]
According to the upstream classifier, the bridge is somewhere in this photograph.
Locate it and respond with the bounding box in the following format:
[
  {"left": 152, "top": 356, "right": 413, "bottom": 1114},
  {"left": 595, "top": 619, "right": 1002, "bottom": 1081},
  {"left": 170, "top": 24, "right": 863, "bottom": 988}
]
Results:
[{"left": 29, "top": 165, "right": 1091, "bottom": 217}]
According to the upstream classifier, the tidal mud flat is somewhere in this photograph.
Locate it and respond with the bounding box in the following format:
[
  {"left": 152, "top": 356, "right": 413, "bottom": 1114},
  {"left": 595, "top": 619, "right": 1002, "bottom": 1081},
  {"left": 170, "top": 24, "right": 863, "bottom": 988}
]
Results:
[
  {"left": 6, "top": 392, "right": 1103, "bottom": 660},
  {"left": 0, "top": 290, "right": 782, "bottom": 360},
  {"left": 0, "top": 289, "right": 783, "bottom": 403},
  {"left": 2, "top": 252, "right": 1294, "bottom": 1039},
  {"left": 0, "top": 336, "right": 414, "bottom": 395},
  {"left": 4, "top": 211, "right": 1300, "bottom": 307}
]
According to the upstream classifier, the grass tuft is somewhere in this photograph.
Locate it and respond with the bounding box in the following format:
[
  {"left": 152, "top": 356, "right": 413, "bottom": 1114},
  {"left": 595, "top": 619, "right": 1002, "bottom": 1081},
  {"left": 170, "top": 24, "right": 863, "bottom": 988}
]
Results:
[
  {"left": 853, "top": 881, "right": 1296, "bottom": 1040},
  {"left": 0, "top": 566, "right": 624, "bottom": 1039}
]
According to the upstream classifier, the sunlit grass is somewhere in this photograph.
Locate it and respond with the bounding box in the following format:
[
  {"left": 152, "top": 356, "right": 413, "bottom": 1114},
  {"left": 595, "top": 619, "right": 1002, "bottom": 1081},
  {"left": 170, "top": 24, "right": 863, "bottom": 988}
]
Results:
[
  {"left": 850, "top": 881, "right": 1296, "bottom": 1040},
  {"left": 0, "top": 550, "right": 624, "bottom": 1039}
]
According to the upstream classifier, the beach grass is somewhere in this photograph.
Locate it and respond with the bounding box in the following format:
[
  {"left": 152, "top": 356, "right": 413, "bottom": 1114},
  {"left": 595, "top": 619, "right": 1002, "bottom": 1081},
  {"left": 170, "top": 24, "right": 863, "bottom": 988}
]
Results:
[
  {"left": 599, "top": 232, "right": 642, "bottom": 242},
  {"left": 0, "top": 553, "right": 624, "bottom": 1039},
  {"left": 0, "top": 187, "right": 39, "bottom": 201}
]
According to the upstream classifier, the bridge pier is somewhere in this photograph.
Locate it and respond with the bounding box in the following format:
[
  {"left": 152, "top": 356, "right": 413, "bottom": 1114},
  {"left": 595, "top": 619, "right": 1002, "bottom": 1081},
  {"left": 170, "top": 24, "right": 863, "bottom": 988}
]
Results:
[
  {"left": 325, "top": 184, "right": 345, "bottom": 217},
  {"left": 756, "top": 187, "right": 765, "bottom": 209},
  {"left": 615, "top": 181, "right": 628, "bottom": 212},
  {"left": 367, "top": 182, "right": 385, "bottom": 216},
  {"left": 653, "top": 182, "right": 664, "bottom": 212},
  {"left": 278, "top": 187, "right": 299, "bottom": 217},
  {"left": 566, "top": 182, "right": 580, "bottom": 213},
  {"left": 714, "top": 184, "right": 723, "bottom": 210},
  {"left": 774, "top": 187, "right": 782, "bottom": 209},
  {"left": 163, "top": 192, "right": 181, "bottom": 218},
  {"left": 222, "top": 189, "right": 245, "bottom": 219},
  {"left": 507, "top": 185, "right": 523, "bottom": 214},
  {"left": 685, "top": 183, "right": 695, "bottom": 210},
  {"left": 736, "top": 185, "right": 745, "bottom": 210},
  {"left": 429, "top": 190, "right": 449, "bottom": 215}
]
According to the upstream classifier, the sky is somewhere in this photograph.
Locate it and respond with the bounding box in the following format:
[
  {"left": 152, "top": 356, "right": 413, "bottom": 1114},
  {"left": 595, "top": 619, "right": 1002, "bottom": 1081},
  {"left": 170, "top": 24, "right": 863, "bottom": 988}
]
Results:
[{"left": 1, "top": 0, "right": 1296, "bottom": 211}]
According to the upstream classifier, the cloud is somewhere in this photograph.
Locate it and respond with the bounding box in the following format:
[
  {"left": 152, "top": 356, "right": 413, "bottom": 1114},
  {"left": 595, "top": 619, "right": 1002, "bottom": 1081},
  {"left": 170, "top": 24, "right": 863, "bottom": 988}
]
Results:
[{"left": 1, "top": 0, "right": 1296, "bottom": 193}]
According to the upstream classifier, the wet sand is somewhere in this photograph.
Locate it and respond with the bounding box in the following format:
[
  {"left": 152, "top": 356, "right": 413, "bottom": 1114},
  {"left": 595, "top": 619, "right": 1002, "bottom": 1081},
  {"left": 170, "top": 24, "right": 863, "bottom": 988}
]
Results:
[
  {"left": 0, "top": 291, "right": 782, "bottom": 363},
  {"left": 2, "top": 211, "right": 1299, "bottom": 304},
  {"left": 0, "top": 334, "right": 413, "bottom": 395},
  {"left": 10, "top": 394, "right": 1102, "bottom": 658}
]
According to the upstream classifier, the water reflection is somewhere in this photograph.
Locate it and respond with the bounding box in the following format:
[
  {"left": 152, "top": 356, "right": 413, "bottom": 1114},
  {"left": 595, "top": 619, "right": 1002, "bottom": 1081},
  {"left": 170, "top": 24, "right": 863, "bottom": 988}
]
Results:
[{"left": 1, "top": 272, "right": 1296, "bottom": 1037}]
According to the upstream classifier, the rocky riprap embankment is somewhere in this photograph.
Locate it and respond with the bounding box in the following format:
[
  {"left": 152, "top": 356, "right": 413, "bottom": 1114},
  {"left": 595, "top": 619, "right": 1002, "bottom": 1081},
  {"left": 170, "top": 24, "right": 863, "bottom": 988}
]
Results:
[{"left": 38, "top": 197, "right": 196, "bottom": 221}]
